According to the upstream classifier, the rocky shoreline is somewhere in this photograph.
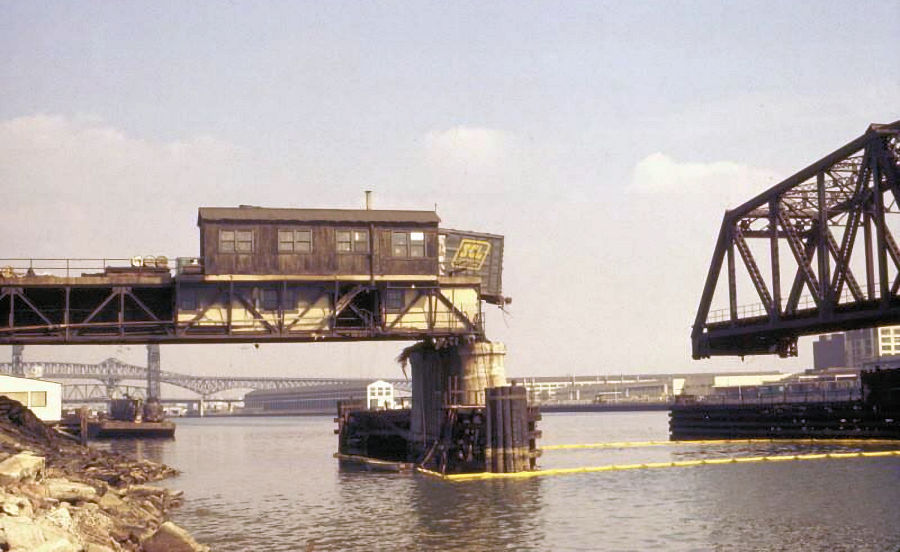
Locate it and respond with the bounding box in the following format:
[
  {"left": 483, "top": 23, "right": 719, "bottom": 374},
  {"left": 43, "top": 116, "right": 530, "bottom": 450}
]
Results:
[{"left": 0, "top": 397, "right": 206, "bottom": 551}]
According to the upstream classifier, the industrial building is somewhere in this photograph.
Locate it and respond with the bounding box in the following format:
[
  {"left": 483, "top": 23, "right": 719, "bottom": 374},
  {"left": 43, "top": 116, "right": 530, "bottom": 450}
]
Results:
[
  {"left": 512, "top": 372, "right": 789, "bottom": 404},
  {"left": 244, "top": 380, "right": 408, "bottom": 414},
  {"left": 814, "top": 326, "right": 900, "bottom": 369}
]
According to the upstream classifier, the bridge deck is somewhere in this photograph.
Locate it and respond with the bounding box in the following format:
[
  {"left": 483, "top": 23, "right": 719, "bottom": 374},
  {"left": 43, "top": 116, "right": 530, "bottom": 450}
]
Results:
[
  {"left": 0, "top": 272, "right": 484, "bottom": 344},
  {"left": 699, "top": 298, "right": 900, "bottom": 356}
]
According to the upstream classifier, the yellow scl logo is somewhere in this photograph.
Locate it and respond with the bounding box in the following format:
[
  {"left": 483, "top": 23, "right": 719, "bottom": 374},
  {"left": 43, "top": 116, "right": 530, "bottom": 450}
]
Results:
[{"left": 451, "top": 239, "right": 491, "bottom": 271}]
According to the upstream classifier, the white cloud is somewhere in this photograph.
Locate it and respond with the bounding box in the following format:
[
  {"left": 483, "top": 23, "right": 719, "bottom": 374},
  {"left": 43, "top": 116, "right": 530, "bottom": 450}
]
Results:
[
  {"left": 631, "top": 152, "right": 776, "bottom": 194},
  {"left": 424, "top": 125, "right": 513, "bottom": 168},
  {"left": 0, "top": 114, "right": 267, "bottom": 256}
]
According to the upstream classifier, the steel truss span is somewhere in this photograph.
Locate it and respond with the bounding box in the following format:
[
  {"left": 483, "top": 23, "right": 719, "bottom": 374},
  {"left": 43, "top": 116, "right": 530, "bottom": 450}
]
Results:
[
  {"left": 0, "top": 359, "right": 400, "bottom": 396},
  {"left": 693, "top": 121, "right": 900, "bottom": 358},
  {"left": 0, "top": 280, "right": 483, "bottom": 345}
]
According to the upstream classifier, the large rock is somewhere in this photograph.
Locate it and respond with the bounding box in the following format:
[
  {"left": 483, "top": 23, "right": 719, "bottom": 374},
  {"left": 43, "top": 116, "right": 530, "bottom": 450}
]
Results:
[
  {"left": 41, "top": 505, "right": 74, "bottom": 532},
  {"left": 44, "top": 478, "right": 98, "bottom": 503},
  {"left": 84, "top": 545, "right": 116, "bottom": 552},
  {"left": 1, "top": 495, "right": 34, "bottom": 517},
  {"left": 0, "top": 515, "right": 80, "bottom": 552},
  {"left": 0, "top": 515, "right": 44, "bottom": 550},
  {"left": 142, "top": 521, "right": 208, "bottom": 552},
  {"left": 125, "top": 484, "right": 166, "bottom": 497},
  {"left": 97, "top": 490, "right": 124, "bottom": 511},
  {"left": 0, "top": 452, "right": 44, "bottom": 484}
]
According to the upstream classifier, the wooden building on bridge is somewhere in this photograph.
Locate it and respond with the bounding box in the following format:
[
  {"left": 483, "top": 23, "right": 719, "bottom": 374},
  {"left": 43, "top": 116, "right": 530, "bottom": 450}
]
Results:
[{"left": 0, "top": 205, "right": 505, "bottom": 344}]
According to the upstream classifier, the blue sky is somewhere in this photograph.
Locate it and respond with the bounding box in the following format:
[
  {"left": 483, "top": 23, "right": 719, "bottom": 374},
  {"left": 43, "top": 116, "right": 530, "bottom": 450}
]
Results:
[{"left": 1, "top": 1, "right": 898, "bottom": 383}]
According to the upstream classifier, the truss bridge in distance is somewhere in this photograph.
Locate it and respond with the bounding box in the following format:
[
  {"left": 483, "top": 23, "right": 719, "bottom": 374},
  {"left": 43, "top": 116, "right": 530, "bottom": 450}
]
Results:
[{"left": 0, "top": 358, "right": 406, "bottom": 402}]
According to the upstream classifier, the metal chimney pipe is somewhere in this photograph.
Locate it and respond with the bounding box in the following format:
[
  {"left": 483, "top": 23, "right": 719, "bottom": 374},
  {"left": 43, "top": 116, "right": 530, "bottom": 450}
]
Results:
[{"left": 365, "top": 190, "right": 372, "bottom": 210}]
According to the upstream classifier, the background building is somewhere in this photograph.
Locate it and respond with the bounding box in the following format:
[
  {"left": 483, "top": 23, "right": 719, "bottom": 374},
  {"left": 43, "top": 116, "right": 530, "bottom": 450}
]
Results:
[
  {"left": 813, "top": 334, "right": 846, "bottom": 370},
  {"left": 815, "top": 326, "right": 900, "bottom": 369},
  {"left": 513, "top": 372, "right": 788, "bottom": 404},
  {"left": 0, "top": 375, "right": 62, "bottom": 422},
  {"left": 244, "top": 380, "right": 408, "bottom": 414}
]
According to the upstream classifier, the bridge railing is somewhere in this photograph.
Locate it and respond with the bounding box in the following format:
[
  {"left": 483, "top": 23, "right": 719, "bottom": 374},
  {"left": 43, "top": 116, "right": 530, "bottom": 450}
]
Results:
[
  {"left": 0, "top": 258, "right": 159, "bottom": 278},
  {"left": 705, "top": 281, "right": 885, "bottom": 324}
]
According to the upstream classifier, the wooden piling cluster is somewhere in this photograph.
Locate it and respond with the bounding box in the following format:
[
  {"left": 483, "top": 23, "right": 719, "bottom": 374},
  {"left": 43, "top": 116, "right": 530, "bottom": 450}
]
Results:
[
  {"left": 336, "top": 400, "right": 413, "bottom": 463},
  {"left": 485, "top": 386, "right": 540, "bottom": 473}
]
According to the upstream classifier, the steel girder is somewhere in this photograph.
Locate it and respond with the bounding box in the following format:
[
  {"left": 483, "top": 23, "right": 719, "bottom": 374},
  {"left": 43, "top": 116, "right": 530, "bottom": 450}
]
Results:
[
  {"left": 0, "top": 281, "right": 482, "bottom": 344},
  {"left": 693, "top": 121, "right": 900, "bottom": 358}
]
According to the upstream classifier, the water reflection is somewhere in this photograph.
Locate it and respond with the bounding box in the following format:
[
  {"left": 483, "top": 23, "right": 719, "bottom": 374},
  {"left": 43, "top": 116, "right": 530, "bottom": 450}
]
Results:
[
  {"left": 83, "top": 414, "right": 900, "bottom": 552},
  {"left": 410, "top": 477, "right": 545, "bottom": 551},
  {"left": 676, "top": 457, "right": 900, "bottom": 551},
  {"left": 94, "top": 438, "right": 167, "bottom": 464}
]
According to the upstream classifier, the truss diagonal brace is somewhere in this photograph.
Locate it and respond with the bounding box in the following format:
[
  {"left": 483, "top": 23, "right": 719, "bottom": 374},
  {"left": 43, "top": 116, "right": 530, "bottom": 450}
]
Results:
[
  {"left": 385, "top": 290, "right": 424, "bottom": 330},
  {"left": 777, "top": 211, "right": 821, "bottom": 304},
  {"left": 825, "top": 229, "right": 864, "bottom": 302},
  {"left": 334, "top": 286, "right": 373, "bottom": 317},
  {"left": 733, "top": 229, "right": 775, "bottom": 317},
  {"left": 434, "top": 291, "right": 477, "bottom": 331},
  {"left": 125, "top": 290, "right": 162, "bottom": 322},
  {"left": 8, "top": 288, "right": 54, "bottom": 327},
  {"left": 234, "top": 293, "right": 278, "bottom": 333}
]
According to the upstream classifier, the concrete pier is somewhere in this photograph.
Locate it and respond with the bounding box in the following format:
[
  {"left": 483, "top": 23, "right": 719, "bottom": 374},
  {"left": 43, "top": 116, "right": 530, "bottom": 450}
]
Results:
[
  {"left": 146, "top": 344, "right": 161, "bottom": 400},
  {"left": 407, "top": 340, "right": 507, "bottom": 453}
]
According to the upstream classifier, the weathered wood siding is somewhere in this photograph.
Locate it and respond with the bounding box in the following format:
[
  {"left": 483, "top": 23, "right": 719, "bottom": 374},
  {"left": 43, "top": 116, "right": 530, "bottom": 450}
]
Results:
[{"left": 200, "top": 221, "right": 439, "bottom": 277}]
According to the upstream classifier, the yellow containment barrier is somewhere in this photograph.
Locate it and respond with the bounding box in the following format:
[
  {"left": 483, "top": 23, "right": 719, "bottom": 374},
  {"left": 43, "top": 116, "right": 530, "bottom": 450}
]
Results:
[
  {"left": 417, "top": 450, "right": 900, "bottom": 482},
  {"left": 542, "top": 438, "right": 900, "bottom": 451}
]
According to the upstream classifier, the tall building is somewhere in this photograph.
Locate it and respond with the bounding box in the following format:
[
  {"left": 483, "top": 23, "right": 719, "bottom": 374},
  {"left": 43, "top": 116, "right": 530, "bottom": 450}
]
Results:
[
  {"left": 843, "top": 326, "right": 900, "bottom": 367},
  {"left": 813, "top": 334, "right": 846, "bottom": 370}
]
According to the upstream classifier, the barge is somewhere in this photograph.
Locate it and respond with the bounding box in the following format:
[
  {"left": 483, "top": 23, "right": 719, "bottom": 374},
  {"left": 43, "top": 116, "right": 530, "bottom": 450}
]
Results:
[
  {"left": 670, "top": 368, "right": 900, "bottom": 440},
  {"left": 62, "top": 397, "right": 175, "bottom": 440}
]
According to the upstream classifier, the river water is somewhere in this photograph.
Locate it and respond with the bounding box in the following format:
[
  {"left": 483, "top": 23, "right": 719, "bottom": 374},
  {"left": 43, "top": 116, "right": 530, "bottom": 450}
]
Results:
[{"left": 100, "top": 412, "right": 900, "bottom": 551}]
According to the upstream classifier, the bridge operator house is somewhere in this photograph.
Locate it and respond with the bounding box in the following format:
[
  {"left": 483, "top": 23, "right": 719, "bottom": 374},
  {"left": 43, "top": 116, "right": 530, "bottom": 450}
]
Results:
[
  {"left": 0, "top": 205, "right": 504, "bottom": 344},
  {"left": 180, "top": 206, "right": 505, "bottom": 340}
]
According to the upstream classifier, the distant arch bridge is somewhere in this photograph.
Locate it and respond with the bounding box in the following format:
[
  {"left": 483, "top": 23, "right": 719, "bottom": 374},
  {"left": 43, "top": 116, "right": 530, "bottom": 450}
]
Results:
[{"left": 0, "top": 359, "right": 404, "bottom": 397}]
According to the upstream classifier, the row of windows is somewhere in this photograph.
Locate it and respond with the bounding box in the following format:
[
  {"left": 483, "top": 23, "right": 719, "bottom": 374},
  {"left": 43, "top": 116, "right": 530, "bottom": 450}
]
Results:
[
  {"left": 1, "top": 391, "right": 47, "bottom": 407},
  {"left": 219, "top": 229, "right": 429, "bottom": 256}
]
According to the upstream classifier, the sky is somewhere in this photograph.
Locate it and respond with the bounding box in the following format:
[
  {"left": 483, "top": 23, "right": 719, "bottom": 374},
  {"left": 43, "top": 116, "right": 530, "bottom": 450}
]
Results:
[{"left": 1, "top": 1, "right": 898, "bottom": 388}]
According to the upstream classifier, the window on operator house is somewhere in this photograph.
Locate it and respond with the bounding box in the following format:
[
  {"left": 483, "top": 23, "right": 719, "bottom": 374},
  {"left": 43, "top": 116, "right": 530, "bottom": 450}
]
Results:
[
  {"left": 219, "top": 230, "right": 253, "bottom": 253},
  {"left": 261, "top": 289, "right": 279, "bottom": 311},
  {"left": 336, "top": 230, "right": 369, "bottom": 253},
  {"left": 392, "top": 231, "right": 425, "bottom": 257},
  {"left": 385, "top": 289, "right": 405, "bottom": 312},
  {"left": 278, "top": 229, "right": 312, "bottom": 253}
]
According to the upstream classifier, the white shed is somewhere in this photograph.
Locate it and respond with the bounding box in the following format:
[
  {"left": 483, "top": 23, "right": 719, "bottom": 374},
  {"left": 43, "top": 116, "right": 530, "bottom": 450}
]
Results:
[
  {"left": 0, "top": 375, "right": 62, "bottom": 423},
  {"left": 366, "top": 380, "right": 395, "bottom": 410}
]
